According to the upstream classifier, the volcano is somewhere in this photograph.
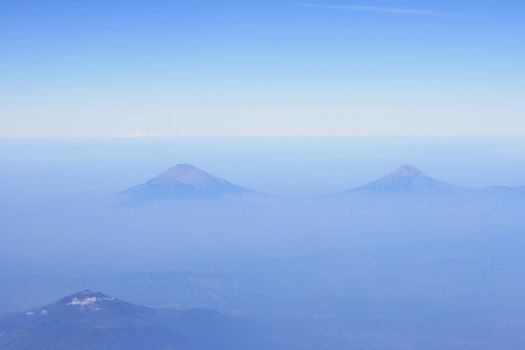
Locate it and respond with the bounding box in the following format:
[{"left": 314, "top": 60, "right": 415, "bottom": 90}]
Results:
[
  {"left": 348, "top": 165, "right": 467, "bottom": 195},
  {"left": 120, "top": 164, "right": 256, "bottom": 200}
]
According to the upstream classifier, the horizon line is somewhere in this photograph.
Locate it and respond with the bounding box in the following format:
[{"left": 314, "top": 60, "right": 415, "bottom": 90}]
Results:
[{"left": 1, "top": 134, "right": 525, "bottom": 140}]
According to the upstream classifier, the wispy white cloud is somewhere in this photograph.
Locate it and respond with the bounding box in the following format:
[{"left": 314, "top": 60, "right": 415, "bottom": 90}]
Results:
[
  {"left": 123, "top": 131, "right": 158, "bottom": 138},
  {"left": 293, "top": 2, "right": 475, "bottom": 17}
]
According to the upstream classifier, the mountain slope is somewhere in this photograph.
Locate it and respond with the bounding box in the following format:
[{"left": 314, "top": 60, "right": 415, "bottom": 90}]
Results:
[
  {"left": 120, "top": 164, "right": 256, "bottom": 200},
  {"left": 481, "top": 185, "right": 525, "bottom": 199}
]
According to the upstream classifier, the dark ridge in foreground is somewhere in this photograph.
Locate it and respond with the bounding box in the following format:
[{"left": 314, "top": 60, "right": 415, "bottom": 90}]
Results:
[{"left": 0, "top": 290, "right": 267, "bottom": 350}]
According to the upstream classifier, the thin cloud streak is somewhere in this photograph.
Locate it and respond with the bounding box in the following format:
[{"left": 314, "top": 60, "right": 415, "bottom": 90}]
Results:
[{"left": 294, "top": 2, "right": 475, "bottom": 17}]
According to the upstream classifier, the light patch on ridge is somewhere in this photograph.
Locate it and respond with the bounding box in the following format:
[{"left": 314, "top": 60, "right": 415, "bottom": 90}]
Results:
[{"left": 68, "top": 296, "right": 98, "bottom": 306}]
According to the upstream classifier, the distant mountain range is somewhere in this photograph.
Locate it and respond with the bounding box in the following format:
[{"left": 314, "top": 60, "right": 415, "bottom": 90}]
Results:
[
  {"left": 120, "top": 164, "right": 257, "bottom": 200},
  {"left": 0, "top": 290, "right": 267, "bottom": 350},
  {"left": 118, "top": 163, "right": 523, "bottom": 201}
]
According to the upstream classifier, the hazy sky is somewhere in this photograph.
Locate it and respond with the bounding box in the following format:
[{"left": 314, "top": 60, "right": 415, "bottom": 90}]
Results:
[{"left": 1, "top": 0, "right": 524, "bottom": 137}]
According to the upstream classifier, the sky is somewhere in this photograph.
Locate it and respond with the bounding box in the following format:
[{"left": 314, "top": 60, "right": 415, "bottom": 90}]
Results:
[{"left": 1, "top": 0, "right": 524, "bottom": 138}]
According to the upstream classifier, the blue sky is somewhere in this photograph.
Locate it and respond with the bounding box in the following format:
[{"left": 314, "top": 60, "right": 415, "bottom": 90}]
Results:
[{"left": 1, "top": 0, "right": 524, "bottom": 137}]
